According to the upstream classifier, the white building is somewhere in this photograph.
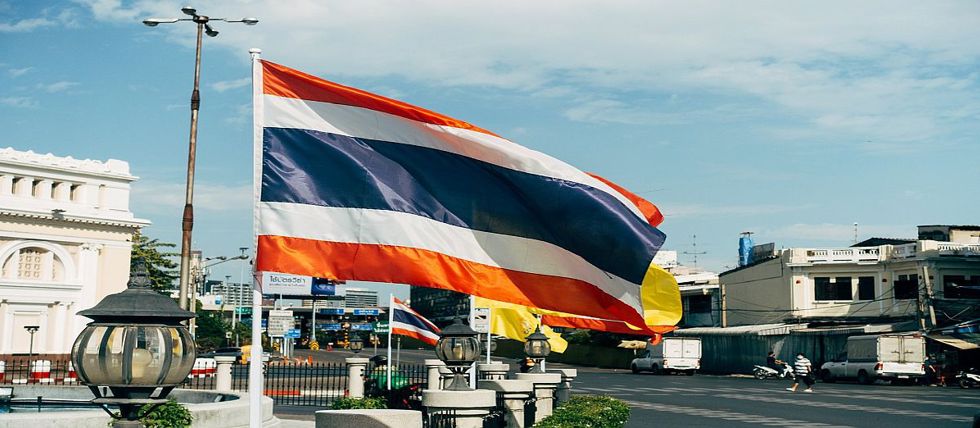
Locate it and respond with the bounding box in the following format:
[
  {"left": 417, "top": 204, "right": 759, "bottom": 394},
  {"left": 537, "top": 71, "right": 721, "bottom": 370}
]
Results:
[
  {"left": 656, "top": 250, "right": 722, "bottom": 327},
  {"left": 0, "top": 148, "right": 148, "bottom": 355},
  {"left": 721, "top": 226, "right": 980, "bottom": 327},
  {"left": 344, "top": 288, "right": 378, "bottom": 308}
]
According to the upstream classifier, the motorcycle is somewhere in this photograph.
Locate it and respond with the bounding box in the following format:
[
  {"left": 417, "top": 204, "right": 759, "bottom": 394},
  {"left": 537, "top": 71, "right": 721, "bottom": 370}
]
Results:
[
  {"left": 753, "top": 362, "right": 793, "bottom": 380},
  {"left": 957, "top": 368, "right": 980, "bottom": 389}
]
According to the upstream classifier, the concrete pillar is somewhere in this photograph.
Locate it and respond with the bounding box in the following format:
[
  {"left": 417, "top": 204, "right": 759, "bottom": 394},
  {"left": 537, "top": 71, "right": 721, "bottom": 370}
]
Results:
[
  {"left": 550, "top": 368, "right": 578, "bottom": 405},
  {"left": 422, "top": 389, "right": 495, "bottom": 428},
  {"left": 0, "top": 175, "right": 12, "bottom": 195},
  {"left": 438, "top": 366, "right": 454, "bottom": 389},
  {"left": 424, "top": 359, "right": 446, "bottom": 391},
  {"left": 514, "top": 372, "right": 562, "bottom": 423},
  {"left": 479, "top": 379, "right": 534, "bottom": 428},
  {"left": 477, "top": 362, "right": 510, "bottom": 380},
  {"left": 346, "top": 357, "right": 370, "bottom": 398},
  {"left": 214, "top": 356, "right": 237, "bottom": 391}
]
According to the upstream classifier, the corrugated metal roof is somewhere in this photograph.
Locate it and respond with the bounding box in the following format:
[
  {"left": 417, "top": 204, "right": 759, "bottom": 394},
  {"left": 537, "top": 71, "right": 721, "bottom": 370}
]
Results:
[{"left": 673, "top": 323, "right": 803, "bottom": 336}]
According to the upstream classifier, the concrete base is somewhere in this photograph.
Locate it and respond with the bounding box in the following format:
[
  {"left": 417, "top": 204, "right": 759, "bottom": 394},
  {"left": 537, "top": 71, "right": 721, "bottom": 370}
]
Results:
[
  {"left": 479, "top": 380, "right": 534, "bottom": 428},
  {"left": 422, "top": 389, "right": 496, "bottom": 428},
  {"left": 550, "top": 368, "right": 578, "bottom": 405},
  {"left": 315, "top": 409, "right": 422, "bottom": 428},
  {"left": 514, "top": 372, "right": 562, "bottom": 423},
  {"left": 476, "top": 362, "right": 510, "bottom": 380}
]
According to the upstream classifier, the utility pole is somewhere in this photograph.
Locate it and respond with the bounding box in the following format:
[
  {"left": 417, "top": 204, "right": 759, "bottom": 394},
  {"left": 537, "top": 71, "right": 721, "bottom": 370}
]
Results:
[
  {"left": 921, "top": 265, "right": 937, "bottom": 329},
  {"left": 719, "top": 282, "right": 728, "bottom": 328}
]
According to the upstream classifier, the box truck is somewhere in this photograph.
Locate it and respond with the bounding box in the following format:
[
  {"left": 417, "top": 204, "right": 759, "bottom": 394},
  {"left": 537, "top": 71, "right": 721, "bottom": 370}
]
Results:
[
  {"left": 630, "top": 337, "right": 701, "bottom": 375},
  {"left": 819, "top": 334, "right": 925, "bottom": 384}
]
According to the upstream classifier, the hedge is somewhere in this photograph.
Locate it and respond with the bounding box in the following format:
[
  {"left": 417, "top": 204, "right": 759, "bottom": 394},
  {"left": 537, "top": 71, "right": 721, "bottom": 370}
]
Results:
[{"left": 535, "top": 395, "right": 630, "bottom": 428}]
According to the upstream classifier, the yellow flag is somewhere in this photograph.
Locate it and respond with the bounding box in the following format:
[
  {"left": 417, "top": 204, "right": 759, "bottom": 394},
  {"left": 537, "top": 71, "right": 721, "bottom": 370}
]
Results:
[
  {"left": 473, "top": 296, "right": 568, "bottom": 353},
  {"left": 641, "top": 262, "right": 682, "bottom": 326}
]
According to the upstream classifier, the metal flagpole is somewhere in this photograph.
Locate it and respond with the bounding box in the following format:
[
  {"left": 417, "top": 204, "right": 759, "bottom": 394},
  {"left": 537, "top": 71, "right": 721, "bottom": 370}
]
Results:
[
  {"left": 469, "top": 294, "right": 477, "bottom": 386},
  {"left": 387, "top": 294, "right": 393, "bottom": 391},
  {"left": 248, "top": 47, "right": 264, "bottom": 428}
]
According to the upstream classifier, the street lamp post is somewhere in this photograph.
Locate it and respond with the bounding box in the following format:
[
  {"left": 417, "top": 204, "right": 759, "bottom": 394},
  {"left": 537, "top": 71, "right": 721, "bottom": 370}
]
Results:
[
  {"left": 24, "top": 325, "right": 39, "bottom": 378},
  {"left": 434, "top": 318, "right": 481, "bottom": 391},
  {"left": 142, "top": 7, "right": 258, "bottom": 314},
  {"left": 524, "top": 326, "right": 552, "bottom": 374}
]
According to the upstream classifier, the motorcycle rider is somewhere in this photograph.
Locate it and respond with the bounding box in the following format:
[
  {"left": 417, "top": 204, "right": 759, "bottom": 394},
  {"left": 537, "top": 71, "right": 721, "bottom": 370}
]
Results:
[{"left": 766, "top": 351, "right": 784, "bottom": 371}]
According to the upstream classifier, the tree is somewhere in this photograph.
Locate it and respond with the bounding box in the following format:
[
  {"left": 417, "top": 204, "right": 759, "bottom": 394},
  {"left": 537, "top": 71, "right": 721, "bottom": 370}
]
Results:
[{"left": 131, "top": 233, "right": 179, "bottom": 293}]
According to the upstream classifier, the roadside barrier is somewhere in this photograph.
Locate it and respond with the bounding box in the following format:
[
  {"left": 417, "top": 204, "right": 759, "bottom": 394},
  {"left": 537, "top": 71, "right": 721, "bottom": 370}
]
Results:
[
  {"left": 189, "top": 358, "right": 217, "bottom": 378},
  {"left": 30, "top": 360, "right": 52, "bottom": 382}
]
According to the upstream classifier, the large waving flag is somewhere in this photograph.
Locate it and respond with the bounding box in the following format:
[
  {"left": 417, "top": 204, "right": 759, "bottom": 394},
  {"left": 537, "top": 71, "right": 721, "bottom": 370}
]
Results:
[
  {"left": 390, "top": 297, "right": 441, "bottom": 346},
  {"left": 252, "top": 57, "right": 680, "bottom": 329}
]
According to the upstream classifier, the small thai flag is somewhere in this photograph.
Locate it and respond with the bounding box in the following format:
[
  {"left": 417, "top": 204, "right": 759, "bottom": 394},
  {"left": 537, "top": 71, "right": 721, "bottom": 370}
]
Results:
[{"left": 390, "top": 297, "right": 441, "bottom": 346}]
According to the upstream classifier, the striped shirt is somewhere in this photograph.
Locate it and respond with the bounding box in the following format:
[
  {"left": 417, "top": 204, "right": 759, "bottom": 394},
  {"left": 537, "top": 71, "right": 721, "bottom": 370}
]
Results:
[{"left": 794, "top": 357, "right": 812, "bottom": 376}]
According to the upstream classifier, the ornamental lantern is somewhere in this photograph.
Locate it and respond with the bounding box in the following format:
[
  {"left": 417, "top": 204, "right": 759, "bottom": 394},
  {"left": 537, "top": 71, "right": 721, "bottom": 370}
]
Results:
[
  {"left": 434, "top": 317, "right": 481, "bottom": 390},
  {"left": 350, "top": 334, "right": 364, "bottom": 354},
  {"left": 523, "top": 326, "right": 551, "bottom": 373},
  {"left": 71, "top": 259, "right": 197, "bottom": 424}
]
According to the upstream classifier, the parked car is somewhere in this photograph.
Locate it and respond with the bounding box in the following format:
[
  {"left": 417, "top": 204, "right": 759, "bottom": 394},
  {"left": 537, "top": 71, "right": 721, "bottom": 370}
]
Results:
[
  {"left": 630, "top": 337, "right": 701, "bottom": 375},
  {"left": 819, "top": 334, "right": 925, "bottom": 385}
]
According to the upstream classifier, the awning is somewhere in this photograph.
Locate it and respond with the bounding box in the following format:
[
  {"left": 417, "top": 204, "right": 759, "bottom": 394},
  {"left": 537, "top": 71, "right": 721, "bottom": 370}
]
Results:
[{"left": 926, "top": 334, "right": 980, "bottom": 350}]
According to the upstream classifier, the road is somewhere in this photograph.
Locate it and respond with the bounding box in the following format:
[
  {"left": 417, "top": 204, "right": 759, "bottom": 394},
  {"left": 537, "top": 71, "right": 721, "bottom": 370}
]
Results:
[{"left": 573, "top": 369, "right": 980, "bottom": 428}]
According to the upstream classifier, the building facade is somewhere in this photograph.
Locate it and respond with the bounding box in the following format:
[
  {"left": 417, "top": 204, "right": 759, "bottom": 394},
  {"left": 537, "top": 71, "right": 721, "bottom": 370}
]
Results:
[
  {"left": 344, "top": 288, "right": 379, "bottom": 308},
  {"left": 722, "top": 226, "right": 980, "bottom": 327},
  {"left": 0, "top": 148, "right": 148, "bottom": 355}
]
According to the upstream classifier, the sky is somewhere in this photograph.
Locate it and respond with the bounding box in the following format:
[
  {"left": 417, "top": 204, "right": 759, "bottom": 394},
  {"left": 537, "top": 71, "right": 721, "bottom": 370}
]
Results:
[{"left": 2, "top": 1, "right": 979, "bottom": 299}]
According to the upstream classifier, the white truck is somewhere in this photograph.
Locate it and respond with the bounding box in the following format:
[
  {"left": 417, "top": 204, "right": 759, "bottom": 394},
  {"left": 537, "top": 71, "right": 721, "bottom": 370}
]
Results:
[
  {"left": 819, "top": 334, "right": 926, "bottom": 385},
  {"left": 630, "top": 337, "right": 701, "bottom": 375}
]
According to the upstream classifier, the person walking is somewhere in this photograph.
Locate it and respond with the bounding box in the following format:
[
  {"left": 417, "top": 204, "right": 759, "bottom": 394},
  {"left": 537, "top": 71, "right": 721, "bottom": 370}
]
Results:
[{"left": 786, "top": 352, "right": 814, "bottom": 393}]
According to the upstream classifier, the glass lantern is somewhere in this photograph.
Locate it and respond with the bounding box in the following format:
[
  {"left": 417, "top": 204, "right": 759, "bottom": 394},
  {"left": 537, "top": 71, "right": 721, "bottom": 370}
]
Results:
[
  {"left": 524, "top": 326, "right": 551, "bottom": 373},
  {"left": 434, "top": 317, "right": 481, "bottom": 390},
  {"left": 71, "top": 259, "right": 196, "bottom": 423},
  {"left": 350, "top": 334, "right": 364, "bottom": 354}
]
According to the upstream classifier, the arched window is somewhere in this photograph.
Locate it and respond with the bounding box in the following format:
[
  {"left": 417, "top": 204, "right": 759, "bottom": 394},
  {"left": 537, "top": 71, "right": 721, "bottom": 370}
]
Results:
[{"left": 1, "top": 245, "right": 68, "bottom": 282}]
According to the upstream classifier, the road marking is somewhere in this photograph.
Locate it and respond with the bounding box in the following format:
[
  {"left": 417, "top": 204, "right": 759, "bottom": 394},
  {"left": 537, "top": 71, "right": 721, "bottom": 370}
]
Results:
[
  {"left": 625, "top": 400, "right": 853, "bottom": 428},
  {"left": 813, "top": 390, "right": 979, "bottom": 408},
  {"left": 715, "top": 393, "right": 973, "bottom": 423}
]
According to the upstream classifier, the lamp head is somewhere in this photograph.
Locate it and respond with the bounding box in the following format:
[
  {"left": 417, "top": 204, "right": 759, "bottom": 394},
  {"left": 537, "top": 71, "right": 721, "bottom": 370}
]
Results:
[
  {"left": 142, "top": 18, "right": 179, "bottom": 27},
  {"left": 242, "top": 17, "right": 259, "bottom": 25},
  {"left": 181, "top": 6, "right": 197, "bottom": 16},
  {"left": 204, "top": 24, "right": 219, "bottom": 37}
]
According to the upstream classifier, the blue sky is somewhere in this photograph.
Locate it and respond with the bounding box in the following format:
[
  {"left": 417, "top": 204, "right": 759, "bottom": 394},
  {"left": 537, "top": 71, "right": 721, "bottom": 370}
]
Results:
[{"left": 2, "top": 1, "right": 979, "bottom": 299}]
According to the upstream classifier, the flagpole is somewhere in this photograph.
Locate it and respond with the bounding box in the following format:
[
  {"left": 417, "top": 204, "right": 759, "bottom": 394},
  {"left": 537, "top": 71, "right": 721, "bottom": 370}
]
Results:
[
  {"left": 468, "top": 294, "right": 476, "bottom": 387},
  {"left": 248, "top": 47, "right": 264, "bottom": 428},
  {"left": 386, "top": 294, "right": 393, "bottom": 391}
]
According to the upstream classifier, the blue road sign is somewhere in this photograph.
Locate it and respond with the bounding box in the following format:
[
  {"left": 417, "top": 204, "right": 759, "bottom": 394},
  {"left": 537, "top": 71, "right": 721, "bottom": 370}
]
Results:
[
  {"left": 352, "top": 309, "right": 380, "bottom": 316},
  {"left": 285, "top": 329, "right": 301, "bottom": 338},
  {"left": 320, "top": 323, "right": 342, "bottom": 331},
  {"left": 351, "top": 323, "right": 374, "bottom": 331},
  {"left": 311, "top": 277, "right": 337, "bottom": 296},
  {"left": 318, "top": 308, "right": 345, "bottom": 315}
]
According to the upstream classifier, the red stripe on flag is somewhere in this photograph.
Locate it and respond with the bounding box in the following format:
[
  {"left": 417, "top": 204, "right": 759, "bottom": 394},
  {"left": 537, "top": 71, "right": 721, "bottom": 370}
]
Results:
[
  {"left": 256, "top": 235, "right": 647, "bottom": 328},
  {"left": 540, "top": 314, "right": 674, "bottom": 335},
  {"left": 391, "top": 327, "right": 440, "bottom": 346},
  {"left": 587, "top": 173, "right": 664, "bottom": 227},
  {"left": 261, "top": 60, "right": 498, "bottom": 137}
]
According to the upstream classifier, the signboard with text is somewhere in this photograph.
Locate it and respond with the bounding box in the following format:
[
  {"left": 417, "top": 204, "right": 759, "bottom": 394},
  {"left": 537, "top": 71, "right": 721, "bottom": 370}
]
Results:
[
  {"left": 318, "top": 308, "right": 345, "bottom": 315},
  {"left": 352, "top": 309, "right": 380, "bottom": 316},
  {"left": 268, "top": 309, "right": 294, "bottom": 337},
  {"left": 262, "top": 272, "right": 313, "bottom": 296},
  {"left": 472, "top": 307, "right": 490, "bottom": 334}
]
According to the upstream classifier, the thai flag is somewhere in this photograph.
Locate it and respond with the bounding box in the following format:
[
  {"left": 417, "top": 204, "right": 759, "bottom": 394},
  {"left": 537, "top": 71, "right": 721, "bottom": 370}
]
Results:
[
  {"left": 252, "top": 58, "right": 676, "bottom": 329},
  {"left": 390, "top": 297, "right": 441, "bottom": 346}
]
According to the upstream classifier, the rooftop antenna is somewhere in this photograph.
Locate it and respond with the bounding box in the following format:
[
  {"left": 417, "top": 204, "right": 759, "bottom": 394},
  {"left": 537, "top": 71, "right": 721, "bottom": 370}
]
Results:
[
  {"left": 683, "top": 234, "right": 707, "bottom": 269},
  {"left": 853, "top": 222, "right": 858, "bottom": 244}
]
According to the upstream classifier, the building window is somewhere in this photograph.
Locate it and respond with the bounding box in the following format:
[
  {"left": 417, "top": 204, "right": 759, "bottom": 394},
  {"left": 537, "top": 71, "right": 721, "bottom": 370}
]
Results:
[
  {"left": 894, "top": 274, "right": 918, "bottom": 300},
  {"left": 687, "top": 295, "right": 712, "bottom": 313},
  {"left": 70, "top": 184, "right": 81, "bottom": 201},
  {"left": 815, "top": 276, "right": 852, "bottom": 301},
  {"left": 857, "top": 276, "right": 875, "bottom": 301},
  {"left": 943, "top": 275, "right": 980, "bottom": 299},
  {"left": 31, "top": 179, "right": 42, "bottom": 197}
]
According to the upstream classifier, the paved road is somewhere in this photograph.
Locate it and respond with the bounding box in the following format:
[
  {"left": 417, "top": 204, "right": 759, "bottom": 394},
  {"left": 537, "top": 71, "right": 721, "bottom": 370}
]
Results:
[{"left": 573, "top": 370, "right": 980, "bottom": 428}]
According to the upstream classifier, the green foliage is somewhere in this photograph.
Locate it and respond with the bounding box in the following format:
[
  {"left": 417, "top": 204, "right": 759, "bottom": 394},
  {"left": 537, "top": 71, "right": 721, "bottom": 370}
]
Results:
[
  {"left": 329, "top": 396, "right": 388, "bottom": 410},
  {"left": 131, "top": 233, "right": 179, "bottom": 292},
  {"left": 139, "top": 399, "right": 193, "bottom": 427},
  {"left": 195, "top": 308, "right": 230, "bottom": 351},
  {"left": 564, "top": 329, "right": 592, "bottom": 345},
  {"left": 534, "top": 395, "right": 630, "bottom": 428}
]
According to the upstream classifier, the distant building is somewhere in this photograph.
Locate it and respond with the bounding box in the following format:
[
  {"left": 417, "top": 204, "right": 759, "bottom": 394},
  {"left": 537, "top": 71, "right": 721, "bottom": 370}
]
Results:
[
  {"left": 0, "top": 148, "right": 148, "bottom": 355},
  {"left": 209, "top": 282, "right": 254, "bottom": 307},
  {"left": 410, "top": 287, "right": 470, "bottom": 326},
  {"left": 721, "top": 225, "right": 980, "bottom": 327}
]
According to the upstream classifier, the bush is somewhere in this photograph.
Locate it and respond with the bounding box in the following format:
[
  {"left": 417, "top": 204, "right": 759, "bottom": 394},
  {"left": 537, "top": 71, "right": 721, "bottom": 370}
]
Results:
[
  {"left": 330, "top": 396, "right": 388, "bottom": 410},
  {"left": 139, "top": 399, "right": 193, "bottom": 428},
  {"left": 535, "top": 395, "right": 630, "bottom": 428}
]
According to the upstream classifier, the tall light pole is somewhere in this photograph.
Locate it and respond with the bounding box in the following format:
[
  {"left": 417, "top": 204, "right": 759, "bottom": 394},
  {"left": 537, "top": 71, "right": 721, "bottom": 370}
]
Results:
[{"left": 143, "top": 7, "right": 258, "bottom": 313}]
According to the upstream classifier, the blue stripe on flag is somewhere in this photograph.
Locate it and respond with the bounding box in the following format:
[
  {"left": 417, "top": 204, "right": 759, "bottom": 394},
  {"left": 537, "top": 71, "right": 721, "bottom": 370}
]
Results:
[
  {"left": 392, "top": 308, "right": 438, "bottom": 333},
  {"left": 261, "top": 127, "right": 665, "bottom": 284}
]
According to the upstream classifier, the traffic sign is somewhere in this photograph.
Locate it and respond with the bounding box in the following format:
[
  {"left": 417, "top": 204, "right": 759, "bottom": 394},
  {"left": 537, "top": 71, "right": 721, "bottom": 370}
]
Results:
[
  {"left": 268, "top": 310, "right": 294, "bottom": 336},
  {"left": 373, "top": 321, "right": 390, "bottom": 333},
  {"left": 318, "top": 308, "right": 344, "bottom": 315},
  {"left": 351, "top": 323, "right": 374, "bottom": 331},
  {"left": 235, "top": 307, "right": 252, "bottom": 315},
  {"left": 472, "top": 307, "right": 490, "bottom": 334},
  {"left": 352, "top": 309, "right": 380, "bottom": 316},
  {"left": 285, "top": 329, "right": 301, "bottom": 339},
  {"left": 320, "top": 323, "right": 342, "bottom": 331}
]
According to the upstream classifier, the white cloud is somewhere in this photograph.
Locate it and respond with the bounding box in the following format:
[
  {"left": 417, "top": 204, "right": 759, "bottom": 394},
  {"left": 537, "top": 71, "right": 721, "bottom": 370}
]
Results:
[
  {"left": 76, "top": 0, "right": 980, "bottom": 149},
  {"left": 7, "top": 67, "right": 33, "bottom": 78},
  {"left": 210, "top": 77, "right": 250, "bottom": 92},
  {"left": 131, "top": 181, "right": 251, "bottom": 214},
  {"left": 36, "top": 81, "right": 79, "bottom": 93},
  {"left": 0, "top": 7, "right": 79, "bottom": 32},
  {"left": 0, "top": 96, "right": 38, "bottom": 108}
]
